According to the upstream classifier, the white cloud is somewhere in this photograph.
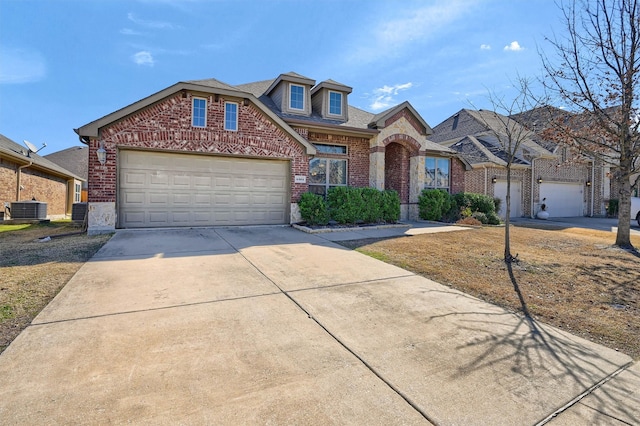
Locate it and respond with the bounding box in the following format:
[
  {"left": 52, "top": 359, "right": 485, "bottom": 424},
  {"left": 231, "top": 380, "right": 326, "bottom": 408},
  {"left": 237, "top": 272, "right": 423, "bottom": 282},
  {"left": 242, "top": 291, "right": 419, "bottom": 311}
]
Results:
[
  {"left": 120, "top": 28, "right": 144, "bottom": 36},
  {"left": 348, "top": 0, "right": 479, "bottom": 63},
  {"left": 127, "top": 12, "right": 176, "bottom": 29},
  {"left": 504, "top": 41, "right": 524, "bottom": 51},
  {"left": 132, "top": 51, "right": 155, "bottom": 66},
  {"left": 0, "top": 47, "right": 46, "bottom": 84},
  {"left": 369, "top": 82, "right": 413, "bottom": 111},
  {"left": 480, "top": 44, "right": 491, "bottom": 50}
]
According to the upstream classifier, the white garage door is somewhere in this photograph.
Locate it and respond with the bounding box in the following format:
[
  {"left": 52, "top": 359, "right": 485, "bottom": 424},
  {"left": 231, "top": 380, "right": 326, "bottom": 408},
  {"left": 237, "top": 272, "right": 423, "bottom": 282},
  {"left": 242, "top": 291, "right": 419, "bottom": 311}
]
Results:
[
  {"left": 494, "top": 181, "right": 522, "bottom": 219},
  {"left": 540, "top": 182, "right": 584, "bottom": 217},
  {"left": 118, "top": 150, "right": 289, "bottom": 228}
]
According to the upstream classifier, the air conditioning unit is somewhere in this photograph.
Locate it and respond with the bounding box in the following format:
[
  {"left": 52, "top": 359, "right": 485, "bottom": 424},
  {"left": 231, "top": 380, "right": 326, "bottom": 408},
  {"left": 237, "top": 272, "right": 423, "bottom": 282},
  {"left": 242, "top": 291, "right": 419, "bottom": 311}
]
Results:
[
  {"left": 10, "top": 201, "right": 48, "bottom": 219},
  {"left": 72, "top": 202, "right": 88, "bottom": 221}
]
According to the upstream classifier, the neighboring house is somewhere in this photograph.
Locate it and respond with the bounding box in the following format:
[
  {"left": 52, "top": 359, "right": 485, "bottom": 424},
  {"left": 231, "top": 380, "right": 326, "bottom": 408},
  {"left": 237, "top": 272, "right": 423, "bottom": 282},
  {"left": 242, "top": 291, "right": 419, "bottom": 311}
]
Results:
[
  {"left": 0, "top": 134, "right": 84, "bottom": 220},
  {"left": 430, "top": 109, "right": 600, "bottom": 219},
  {"left": 75, "top": 72, "right": 467, "bottom": 234},
  {"left": 44, "top": 146, "right": 89, "bottom": 202}
]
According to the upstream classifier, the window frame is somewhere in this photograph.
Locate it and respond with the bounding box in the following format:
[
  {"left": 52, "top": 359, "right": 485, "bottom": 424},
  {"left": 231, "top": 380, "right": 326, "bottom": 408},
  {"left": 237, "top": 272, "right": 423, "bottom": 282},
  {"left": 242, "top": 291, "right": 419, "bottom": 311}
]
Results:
[
  {"left": 313, "top": 143, "right": 348, "bottom": 155},
  {"left": 289, "top": 83, "right": 305, "bottom": 111},
  {"left": 74, "top": 182, "right": 81, "bottom": 203},
  {"left": 308, "top": 157, "right": 348, "bottom": 197},
  {"left": 424, "top": 157, "right": 451, "bottom": 191},
  {"left": 192, "top": 97, "right": 207, "bottom": 128},
  {"left": 328, "top": 91, "right": 343, "bottom": 116},
  {"left": 224, "top": 101, "right": 238, "bottom": 131}
]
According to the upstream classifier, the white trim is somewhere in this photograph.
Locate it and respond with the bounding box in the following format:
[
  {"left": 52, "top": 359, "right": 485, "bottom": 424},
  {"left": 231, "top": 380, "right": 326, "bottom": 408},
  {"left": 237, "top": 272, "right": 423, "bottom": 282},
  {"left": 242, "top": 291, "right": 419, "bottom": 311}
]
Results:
[
  {"left": 224, "top": 101, "right": 238, "bottom": 131},
  {"left": 289, "top": 83, "right": 305, "bottom": 111},
  {"left": 327, "top": 90, "right": 343, "bottom": 116},
  {"left": 192, "top": 97, "right": 207, "bottom": 128}
]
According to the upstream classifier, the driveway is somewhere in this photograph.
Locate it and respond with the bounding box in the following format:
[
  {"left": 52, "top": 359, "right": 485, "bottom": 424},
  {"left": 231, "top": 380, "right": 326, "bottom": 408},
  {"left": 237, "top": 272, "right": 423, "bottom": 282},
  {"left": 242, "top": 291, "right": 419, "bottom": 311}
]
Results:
[
  {"left": 511, "top": 216, "right": 640, "bottom": 236},
  {"left": 0, "top": 226, "right": 636, "bottom": 425}
]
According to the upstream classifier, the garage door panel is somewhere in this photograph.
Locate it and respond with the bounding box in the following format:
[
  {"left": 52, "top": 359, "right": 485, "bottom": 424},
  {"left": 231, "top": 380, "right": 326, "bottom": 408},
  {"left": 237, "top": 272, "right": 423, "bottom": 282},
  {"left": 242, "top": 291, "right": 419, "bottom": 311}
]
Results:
[
  {"left": 119, "top": 151, "right": 289, "bottom": 228},
  {"left": 540, "top": 183, "right": 583, "bottom": 217}
]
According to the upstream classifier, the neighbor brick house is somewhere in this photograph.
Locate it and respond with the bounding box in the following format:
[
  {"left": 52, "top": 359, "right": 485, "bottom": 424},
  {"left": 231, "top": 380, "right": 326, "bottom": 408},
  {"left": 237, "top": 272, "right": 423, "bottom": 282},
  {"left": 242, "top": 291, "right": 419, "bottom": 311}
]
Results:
[
  {"left": 0, "top": 134, "right": 84, "bottom": 220},
  {"left": 45, "top": 146, "right": 89, "bottom": 202},
  {"left": 76, "top": 72, "right": 467, "bottom": 234},
  {"left": 431, "top": 109, "right": 601, "bottom": 218}
]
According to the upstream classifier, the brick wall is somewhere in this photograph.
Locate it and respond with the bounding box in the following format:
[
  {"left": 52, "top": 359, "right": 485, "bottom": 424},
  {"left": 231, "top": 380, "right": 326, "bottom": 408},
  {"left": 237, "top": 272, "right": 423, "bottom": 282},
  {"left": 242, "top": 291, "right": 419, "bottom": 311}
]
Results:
[
  {"left": 0, "top": 158, "right": 68, "bottom": 216},
  {"left": 90, "top": 92, "right": 310, "bottom": 203},
  {"left": 20, "top": 169, "right": 68, "bottom": 215},
  {"left": 385, "top": 143, "right": 410, "bottom": 202},
  {"left": 0, "top": 159, "right": 16, "bottom": 211},
  {"left": 450, "top": 158, "right": 466, "bottom": 194},
  {"left": 307, "top": 131, "right": 370, "bottom": 187}
]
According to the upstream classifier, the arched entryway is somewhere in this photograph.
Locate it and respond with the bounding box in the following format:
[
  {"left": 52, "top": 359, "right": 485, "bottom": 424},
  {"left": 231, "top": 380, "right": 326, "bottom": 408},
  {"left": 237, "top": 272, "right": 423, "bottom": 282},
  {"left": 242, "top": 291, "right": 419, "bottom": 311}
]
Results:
[
  {"left": 381, "top": 134, "right": 421, "bottom": 206},
  {"left": 385, "top": 143, "right": 411, "bottom": 203}
]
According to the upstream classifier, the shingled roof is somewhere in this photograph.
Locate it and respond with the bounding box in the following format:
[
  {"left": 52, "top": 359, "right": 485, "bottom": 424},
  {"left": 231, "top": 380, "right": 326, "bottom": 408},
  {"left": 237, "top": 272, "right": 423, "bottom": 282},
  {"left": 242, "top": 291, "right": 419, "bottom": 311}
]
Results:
[
  {"left": 431, "top": 109, "right": 556, "bottom": 167},
  {"left": 0, "top": 134, "right": 83, "bottom": 180}
]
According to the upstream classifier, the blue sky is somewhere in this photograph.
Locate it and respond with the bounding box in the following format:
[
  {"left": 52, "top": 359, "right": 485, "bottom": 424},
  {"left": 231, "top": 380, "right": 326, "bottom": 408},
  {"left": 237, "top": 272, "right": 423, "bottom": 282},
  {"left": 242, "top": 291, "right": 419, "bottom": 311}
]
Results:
[{"left": 0, "top": 0, "right": 562, "bottom": 154}]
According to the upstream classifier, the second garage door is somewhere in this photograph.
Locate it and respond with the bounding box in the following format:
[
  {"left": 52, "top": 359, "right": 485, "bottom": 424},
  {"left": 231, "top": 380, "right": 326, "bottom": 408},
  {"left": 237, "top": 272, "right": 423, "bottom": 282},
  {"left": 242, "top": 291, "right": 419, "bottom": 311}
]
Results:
[
  {"left": 540, "top": 182, "right": 584, "bottom": 217},
  {"left": 118, "top": 150, "right": 289, "bottom": 228}
]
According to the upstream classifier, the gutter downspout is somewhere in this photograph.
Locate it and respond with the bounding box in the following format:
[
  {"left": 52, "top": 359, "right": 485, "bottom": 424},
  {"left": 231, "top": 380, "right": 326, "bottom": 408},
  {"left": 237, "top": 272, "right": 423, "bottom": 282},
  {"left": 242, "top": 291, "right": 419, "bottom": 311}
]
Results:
[
  {"left": 16, "top": 161, "right": 33, "bottom": 202},
  {"left": 483, "top": 166, "right": 488, "bottom": 195},
  {"left": 530, "top": 157, "right": 537, "bottom": 218}
]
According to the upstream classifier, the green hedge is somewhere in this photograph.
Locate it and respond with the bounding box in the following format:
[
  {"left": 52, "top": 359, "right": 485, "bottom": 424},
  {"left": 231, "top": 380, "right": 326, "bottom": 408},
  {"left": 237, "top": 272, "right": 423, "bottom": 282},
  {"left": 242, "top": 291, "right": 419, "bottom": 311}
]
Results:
[
  {"left": 298, "top": 187, "right": 400, "bottom": 225},
  {"left": 418, "top": 190, "right": 501, "bottom": 225}
]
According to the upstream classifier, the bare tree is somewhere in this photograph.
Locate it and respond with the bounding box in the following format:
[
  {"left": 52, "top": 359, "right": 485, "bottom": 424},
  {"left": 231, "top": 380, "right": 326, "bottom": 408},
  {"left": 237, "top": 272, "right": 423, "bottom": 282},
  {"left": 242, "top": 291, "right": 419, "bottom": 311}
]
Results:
[
  {"left": 472, "top": 78, "right": 542, "bottom": 262},
  {"left": 542, "top": 0, "right": 640, "bottom": 249}
]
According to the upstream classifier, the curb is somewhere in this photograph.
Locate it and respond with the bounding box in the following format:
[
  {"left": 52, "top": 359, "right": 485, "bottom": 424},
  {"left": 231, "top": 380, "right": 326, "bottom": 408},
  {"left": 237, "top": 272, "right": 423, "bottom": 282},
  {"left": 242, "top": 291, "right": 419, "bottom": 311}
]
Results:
[{"left": 292, "top": 223, "right": 411, "bottom": 234}]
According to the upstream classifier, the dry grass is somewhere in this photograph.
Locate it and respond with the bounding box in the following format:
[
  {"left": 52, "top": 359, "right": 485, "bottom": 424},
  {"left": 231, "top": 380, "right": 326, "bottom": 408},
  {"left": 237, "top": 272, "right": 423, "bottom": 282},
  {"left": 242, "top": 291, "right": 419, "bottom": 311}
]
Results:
[
  {"left": 0, "top": 222, "right": 111, "bottom": 354},
  {"left": 339, "top": 225, "right": 640, "bottom": 360}
]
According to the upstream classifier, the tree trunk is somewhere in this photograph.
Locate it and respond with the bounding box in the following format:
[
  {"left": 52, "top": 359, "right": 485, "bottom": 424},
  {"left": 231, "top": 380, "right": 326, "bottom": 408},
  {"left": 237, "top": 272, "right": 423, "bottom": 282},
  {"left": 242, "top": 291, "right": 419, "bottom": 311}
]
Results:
[{"left": 504, "top": 166, "right": 512, "bottom": 262}]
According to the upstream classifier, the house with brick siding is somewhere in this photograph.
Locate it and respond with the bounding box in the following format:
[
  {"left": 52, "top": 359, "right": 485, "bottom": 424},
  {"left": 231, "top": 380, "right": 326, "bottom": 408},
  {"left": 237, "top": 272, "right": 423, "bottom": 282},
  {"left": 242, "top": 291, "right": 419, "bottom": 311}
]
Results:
[
  {"left": 44, "top": 146, "right": 89, "bottom": 202},
  {"left": 430, "top": 108, "right": 603, "bottom": 219},
  {"left": 0, "top": 134, "right": 84, "bottom": 220},
  {"left": 75, "top": 72, "right": 467, "bottom": 234}
]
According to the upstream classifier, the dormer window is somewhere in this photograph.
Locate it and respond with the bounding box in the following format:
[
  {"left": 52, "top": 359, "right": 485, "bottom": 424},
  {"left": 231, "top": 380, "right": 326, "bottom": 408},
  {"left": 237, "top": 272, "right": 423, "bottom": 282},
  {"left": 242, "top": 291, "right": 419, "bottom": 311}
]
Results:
[
  {"left": 290, "top": 84, "right": 305, "bottom": 110},
  {"left": 329, "top": 91, "right": 342, "bottom": 116}
]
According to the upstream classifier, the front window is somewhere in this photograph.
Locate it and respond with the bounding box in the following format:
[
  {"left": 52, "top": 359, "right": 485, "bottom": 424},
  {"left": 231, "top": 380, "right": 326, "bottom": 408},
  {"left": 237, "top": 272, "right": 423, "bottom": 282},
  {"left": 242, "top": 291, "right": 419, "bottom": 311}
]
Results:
[
  {"left": 224, "top": 102, "right": 238, "bottom": 131},
  {"left": 309, "top": 158, "right": 347, "bottom": 197},
  {"left": 425, "top": 157, "right": 450, "bottom": 191},
  {"left": 329, "top": 91, "right": 342, "bottom": 115},
  {"left": 290, "top": 84, "right": 305, "bottom": 110},
  {"left": 74, "top": 183, "right": 81, "bottom": 203},
  {"left": 313, "top": 143, "right": 347, "bottom": 154},
  {"left": 192, "top": 97, "right": 206, "bottom": 127}
]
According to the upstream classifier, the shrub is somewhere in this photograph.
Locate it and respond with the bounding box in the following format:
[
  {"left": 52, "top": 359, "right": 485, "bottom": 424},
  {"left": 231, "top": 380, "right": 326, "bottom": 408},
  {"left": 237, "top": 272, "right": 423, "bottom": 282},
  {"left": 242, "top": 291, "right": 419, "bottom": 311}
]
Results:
[
  {"left": 381, "top": 190, "right": 401, "bottom": 223},
  {"left": 360, "top": 187, "right": 383, "bottom": 223},
  {"left": 452, "top": 192, "right": 496, "bottom": 215},
  {"left": 456, "top": 216, "right": 482, "bottom": 226},
  {"left": 418, "top": 189, "right": 452, "bottom": 221},
  {"left": 493, "top": 197, "right": 502, "bottom": 214},
  {"left": 607, "top": 199, "right": 619, "bottom": 217},
  {"left": 327, "top": 187, "right": 364, "bottom": 224},
  {"left": 298, "top": 192, "right": 329, "bottom": 225},
  {"left": 471, "top": 211, "right": 488, "bottom": 224},
  {"left": 486, "top": 211, "right": 501, "bottom": 225}
]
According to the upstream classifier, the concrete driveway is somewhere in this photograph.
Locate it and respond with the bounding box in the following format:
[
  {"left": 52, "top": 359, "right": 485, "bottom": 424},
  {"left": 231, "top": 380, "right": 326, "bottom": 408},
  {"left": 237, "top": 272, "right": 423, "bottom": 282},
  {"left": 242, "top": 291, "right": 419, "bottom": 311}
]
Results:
[
  {"left": 0, "top": 226, "right": 636, "bottom": 425},
  {"left": 511, "top": 216, "right": 640, "bottom": 236}
]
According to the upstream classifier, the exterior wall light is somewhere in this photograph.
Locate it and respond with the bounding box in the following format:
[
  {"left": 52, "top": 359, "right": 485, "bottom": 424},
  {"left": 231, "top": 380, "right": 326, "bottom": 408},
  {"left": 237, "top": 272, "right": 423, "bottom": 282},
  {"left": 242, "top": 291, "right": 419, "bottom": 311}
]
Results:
[
  {"left": 537, "top": 177, "right": 543, "bottom": 184},
  {"left": 96, "top": 141, "right": 107, "bottom": 165},
  {"left": 586, "top": 180, "right": 592, "bottom": 187},
  {"left": 491, "top": 176, "right": 497, "bottom": 184}
]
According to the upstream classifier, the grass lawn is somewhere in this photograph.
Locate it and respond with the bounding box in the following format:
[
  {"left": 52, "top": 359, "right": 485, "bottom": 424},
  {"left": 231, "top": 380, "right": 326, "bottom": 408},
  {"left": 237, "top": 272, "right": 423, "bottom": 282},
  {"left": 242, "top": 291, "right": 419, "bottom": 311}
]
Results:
[
  {"left": 0, "top": 222, "right": 111, "bottom": 354},
  {"left": 339, "top": 224, "right": 640, "bottom": 360}
]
